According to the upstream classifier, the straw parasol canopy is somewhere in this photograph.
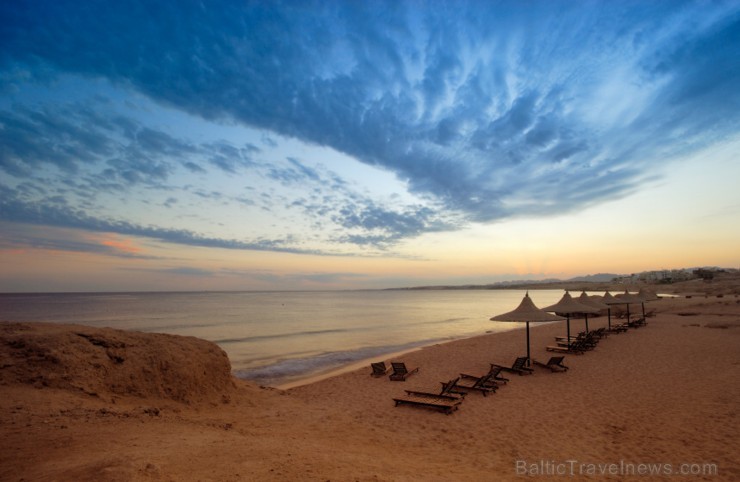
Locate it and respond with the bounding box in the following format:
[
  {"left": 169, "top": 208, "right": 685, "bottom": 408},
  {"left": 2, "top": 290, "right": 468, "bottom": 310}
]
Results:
[
  {"left": 638, "top": 287, "right": 659, "bottom": 301},
  {"left": 601, "top": 290, "right": 620, "bottom": 305},
  {"left": 491, "top": 292, "right": 564, "bottom": 366},
  {"left": 616, "top": 290, "right": 643, "bottom": 303},
  {"left": 588, "top": 295, "right": 611, "bottom": 311},
  {"left": 542, "top": 291, "right": 599, "bottom": 345},
  {"left": 600, "top": 291, "right": 621, "bottom": 329},
  {"left": 578, "top": 291, "right": 609, "bottom": 333},
  {"left": 615, "top": 290, "right": 644, "bottom": 322},
  {"left": 637, "top": 287, "right": 660, "bottom": 319}
]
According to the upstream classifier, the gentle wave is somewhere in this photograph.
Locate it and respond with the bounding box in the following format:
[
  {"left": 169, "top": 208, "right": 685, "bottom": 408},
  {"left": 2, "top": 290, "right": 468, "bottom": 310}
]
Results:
[
  {"left": 410, "top": 317, "right": 470, "bottom": 326},
  {"left": 214, "top": 328, "right": 350, "bottom": 345},
  {"left": 233, "top": 339, "right": 443, "bottom": 386},
  {"left": 138, "top": 322, "right": 222, "bottom": 332}
]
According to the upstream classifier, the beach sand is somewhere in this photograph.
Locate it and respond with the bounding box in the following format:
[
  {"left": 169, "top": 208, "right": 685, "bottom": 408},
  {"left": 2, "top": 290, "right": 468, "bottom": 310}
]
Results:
[{"left": 1, "top": 288, "right": 739, "bottom": 481}]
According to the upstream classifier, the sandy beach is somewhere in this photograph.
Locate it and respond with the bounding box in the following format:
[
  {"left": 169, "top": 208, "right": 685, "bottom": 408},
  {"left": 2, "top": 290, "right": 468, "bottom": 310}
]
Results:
[{"left": 1, "top": 285, "right": 739, "bottom": 481}]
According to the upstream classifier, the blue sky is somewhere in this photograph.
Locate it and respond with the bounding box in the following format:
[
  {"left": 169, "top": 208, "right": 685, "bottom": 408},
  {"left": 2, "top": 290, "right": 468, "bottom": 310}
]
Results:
[{"left": 1, "top": 0, "right": 739, "bottom": 291}]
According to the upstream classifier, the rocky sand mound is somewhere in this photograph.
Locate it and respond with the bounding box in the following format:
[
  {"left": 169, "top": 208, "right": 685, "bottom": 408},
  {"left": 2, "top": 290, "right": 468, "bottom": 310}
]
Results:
[{"left": 0, "top": 322, "right": 236, "bottom": 405}]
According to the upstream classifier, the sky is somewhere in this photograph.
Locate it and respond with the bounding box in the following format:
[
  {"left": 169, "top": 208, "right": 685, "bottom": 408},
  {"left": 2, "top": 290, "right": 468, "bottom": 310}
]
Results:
[{"left": 1, "top": 0, "right": 739, "bottom": 292}]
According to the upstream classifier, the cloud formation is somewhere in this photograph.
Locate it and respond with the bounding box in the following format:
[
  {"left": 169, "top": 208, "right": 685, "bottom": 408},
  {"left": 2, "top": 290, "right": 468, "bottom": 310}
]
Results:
[
  {"left": 0, "top": 185, "right": 336, "bottom": 256},
  {"left": 1, "top": 0, "right": 739, "bottom": 255}
]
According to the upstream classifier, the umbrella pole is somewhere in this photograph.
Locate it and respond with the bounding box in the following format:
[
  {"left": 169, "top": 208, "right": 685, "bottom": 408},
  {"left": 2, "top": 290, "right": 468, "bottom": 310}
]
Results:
[
  {"left": 585, "top": 314, "right": 589, "bottom": 333},
  {"left": 567, "top": 316, "right": 571, "bottom": 350},
  {"left": 526, "top": 322, "right": 531, "bottom": 367},
  {"left": 627, "top": 305, "right": 631, "bottom": 324},
  {"left": 641, "top": 302, "right": 645, "bottom": 318},
  {"left": 607, "top": 308, "right": 611, "bottom": 330}
]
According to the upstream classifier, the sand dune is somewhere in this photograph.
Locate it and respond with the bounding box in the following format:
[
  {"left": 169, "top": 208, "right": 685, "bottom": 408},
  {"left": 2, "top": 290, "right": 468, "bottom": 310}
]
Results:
[{"left": 1, "top": 292, "right": 739, "bottom": 481}]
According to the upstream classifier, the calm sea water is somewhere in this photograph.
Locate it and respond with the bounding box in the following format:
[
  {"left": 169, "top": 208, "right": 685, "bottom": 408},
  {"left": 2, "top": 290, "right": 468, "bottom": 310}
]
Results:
[{"left": 0, "top": 289, "right": 567, "bottom": 386}]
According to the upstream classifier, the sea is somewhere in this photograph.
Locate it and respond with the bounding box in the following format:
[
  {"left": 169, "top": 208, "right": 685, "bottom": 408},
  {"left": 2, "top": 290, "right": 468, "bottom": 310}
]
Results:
[{"left": 0, "top": 289, "right": 569, "bottom": 387}]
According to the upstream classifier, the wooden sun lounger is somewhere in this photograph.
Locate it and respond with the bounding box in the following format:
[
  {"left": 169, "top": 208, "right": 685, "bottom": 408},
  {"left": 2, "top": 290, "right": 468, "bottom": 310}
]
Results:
[
  {"left": 556, "top": 330, "right": 597, "bottom": 340},
  {"left": 389, "top": 362, "right": 419, "bottom": 381},
  {"left": 487, "top": 365, "right": 510, "bottom": 384},
  {"left": 608, "top": 323, "right": 628, "bottom": 333},
  {"left": 556, "top": 332, "right": 597, "bottom": 348},
  {"left": 393, "top": 390, "right": 463, "bottom": 414},
  {"left": 453, "top": 373, "right": 497, "bottom": 396},
  {"left": 628, "top": 317, "right": 646, "bottom": 328},
  {"left": 532, "top": 356, "right": 569, "bottom": 372},
  {"left": 570, "top": 337, "right": 593, "bottom": 349},
  {"left": 556, "top": 339, "right": 593, "bottom": 351},
  {"left": 370, "top": 361, "right": 389, "bottom": 377},
  {"left": 546, "top": 343, "right": 585, "bottom": 354},
  {"left": 592, "top": 327, "right": 609, "bottom": 339},
  {"left": 491, "top": 356, "right": 534, "bottom": 376},
  {"left": 558, "top": 332, "right": 597, "bottom": 348},
  {"left": 439, "top": 378, "right": 467, "bottom": 398}
]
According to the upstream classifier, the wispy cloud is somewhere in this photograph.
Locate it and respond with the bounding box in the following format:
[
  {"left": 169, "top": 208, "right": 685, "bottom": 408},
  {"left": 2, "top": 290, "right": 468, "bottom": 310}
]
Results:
[
  {"left": 0, "top": 100, "right": 256, "bottom": 185},
  {"left": 0, "top": 222, "right": 159, "bottom": 259},
  {"left": 1, "top": 0, "right": 738, "bottom": 257},
  {"left": 0, "top": 186, "right": 332, "bottom": 256}
]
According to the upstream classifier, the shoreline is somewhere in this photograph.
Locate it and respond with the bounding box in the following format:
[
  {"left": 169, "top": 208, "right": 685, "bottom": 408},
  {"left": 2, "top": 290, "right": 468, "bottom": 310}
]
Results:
[
  {"left": 273, "top": 321, "right": 556, "bottom": 390},
  {"left": 272, "top": 322, "right": 538, "bottom": 390},
  {"left": 273, "top": 345, "right": 426, "bottom": 390}
]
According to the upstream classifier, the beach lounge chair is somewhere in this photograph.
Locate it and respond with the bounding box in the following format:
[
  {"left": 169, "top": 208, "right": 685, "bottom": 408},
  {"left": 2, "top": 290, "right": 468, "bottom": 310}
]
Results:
[
  {"left": 546, "top": 344, "right": 569, "bottom": 353},
  {"left": 629, "top": 317, "right": 646, "bottom": 328},
  {"left": 608, "top": 323, "right": 628, "bottom": 333},
  {"left": 439, "top": 378, "right": 467, "bottom": 399},
  {"left": 532, "top": 356, "right": 569, "bottom": 372},
  {"left": 557, "top": 338, "right": 593, "bottom": 351},
  {"left": 393, "top": 390, "right": 463, "bottom": 414},
  {"left": 487, "top": 365, "right": 510, "bottom": 384},
  {"left": 576, "top": 331, "right": 599, "bottom": 347},
  {"left": 453, "top": 372, "right": 498, "bottom": 396},
  {"left": 556, "top": 336, "right": 591, "bottom": 351},
  {"left": 370, "top": 361, "right": 389, "bottom": 377},
  {"left": 491, "top": 356, "right": 534, "bottom": 376},
  {"left": 389, "top": 362, "right": 419, "bottom": 381},
  {"left": 547, "top": 341, "right": 586, "bottom": 354},
  {"left": 556, "top": 332, "right": 596, "bottom": 350}
]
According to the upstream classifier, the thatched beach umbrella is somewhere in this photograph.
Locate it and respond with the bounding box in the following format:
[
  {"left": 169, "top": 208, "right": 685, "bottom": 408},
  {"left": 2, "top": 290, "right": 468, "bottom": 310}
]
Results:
[
  {"left": 637, "top": 287, "right": 660, "bottom": 320},
  {"left": 615, "top": 290, "right": 644, "bottom": 323},
  {"left": 542, "top": 291, "right": 599, "bottom": 347},
  {"left": 600, "top": 291, "right": 622, "bottom": 330},
  {"left": 491, "top": 292, "right": 565, "bottom": 366},
  {"left": 577, "top": 291, "right": 609, "bottom": 333}
]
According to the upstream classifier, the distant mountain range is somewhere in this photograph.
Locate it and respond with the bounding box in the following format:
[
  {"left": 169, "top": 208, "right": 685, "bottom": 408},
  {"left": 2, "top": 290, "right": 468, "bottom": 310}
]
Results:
[
  {"left": 392, "top": 273, "right": 624, "bottom": 291},
  {"left": 392, "top": 267, "right": 737, "bottom": 291},
  {"left": 473, "top": 272, "right": 623, "bottom": 287},
  {"left": 565, "top": 273, "right": 622, "bottom": 282}
]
